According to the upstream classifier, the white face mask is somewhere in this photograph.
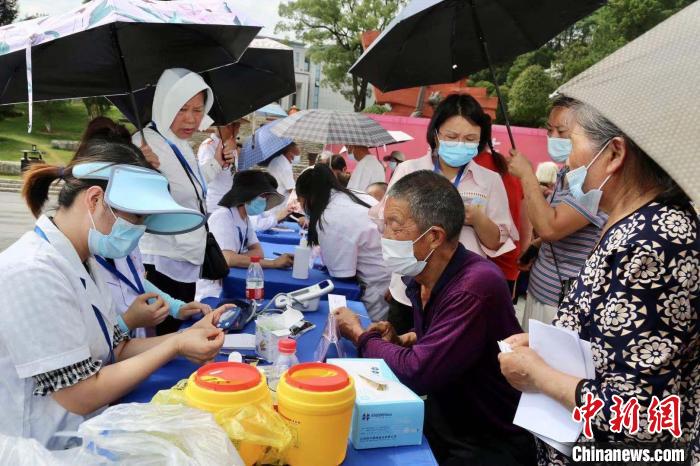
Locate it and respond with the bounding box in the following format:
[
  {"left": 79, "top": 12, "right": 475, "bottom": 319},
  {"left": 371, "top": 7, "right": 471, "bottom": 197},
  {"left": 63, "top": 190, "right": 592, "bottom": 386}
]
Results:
[{"left": 381, "top": 227, "right": 435, "bottom": 277}]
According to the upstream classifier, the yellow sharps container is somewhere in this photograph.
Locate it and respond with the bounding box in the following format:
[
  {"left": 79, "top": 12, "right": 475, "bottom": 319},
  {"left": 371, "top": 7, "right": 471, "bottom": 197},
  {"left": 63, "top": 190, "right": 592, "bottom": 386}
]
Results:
[
  {"left": 277, "top": 362, "right": 355, "bottom": 466},
  {"left": 184, "top": 362, "right": 272, "bottom": 466}
]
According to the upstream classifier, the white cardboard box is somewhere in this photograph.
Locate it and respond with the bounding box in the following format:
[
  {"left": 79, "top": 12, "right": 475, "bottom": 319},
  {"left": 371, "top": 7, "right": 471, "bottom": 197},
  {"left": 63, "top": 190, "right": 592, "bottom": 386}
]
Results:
[{"left": 328, "top": 358, "right": 424, "bottom": 449}]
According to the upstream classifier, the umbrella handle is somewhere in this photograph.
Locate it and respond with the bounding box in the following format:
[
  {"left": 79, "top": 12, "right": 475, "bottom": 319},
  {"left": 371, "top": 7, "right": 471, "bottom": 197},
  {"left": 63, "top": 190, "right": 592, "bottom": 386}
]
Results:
[
  {"left": 109, "top": 24, "right": 145, "bottom": 137},
  {"left": 468, "top": 0, "right": 516, "bottom": 150}
]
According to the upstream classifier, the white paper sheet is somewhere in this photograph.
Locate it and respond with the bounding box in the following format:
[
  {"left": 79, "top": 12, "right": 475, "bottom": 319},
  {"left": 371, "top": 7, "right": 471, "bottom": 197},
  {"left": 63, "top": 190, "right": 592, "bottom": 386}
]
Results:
[
  {"left": 223, "top": 333, "right": 256, "bottom": 350},
  {"left": 513, "top": 320, "right": 594, "bottom": 455}
]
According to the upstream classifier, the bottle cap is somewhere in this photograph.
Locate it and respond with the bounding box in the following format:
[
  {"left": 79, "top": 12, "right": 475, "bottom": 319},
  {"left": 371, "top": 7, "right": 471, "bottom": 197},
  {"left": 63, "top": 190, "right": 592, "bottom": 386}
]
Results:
[
  {"left": 278, "top": 338, "right": 296, "bottom": 353},
  {"left": 250, "top": 256, "right": 261, "bottom": 263}
]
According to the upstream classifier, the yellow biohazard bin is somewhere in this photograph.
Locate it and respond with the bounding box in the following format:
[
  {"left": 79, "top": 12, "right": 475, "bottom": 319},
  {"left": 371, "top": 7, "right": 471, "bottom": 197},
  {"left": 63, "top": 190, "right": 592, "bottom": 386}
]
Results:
[
  {"left": 184, "top": 362, "right": 272, "bottom": 465},
  {"left": 277, "top": 362, "right": 356, "bottom": 466}
]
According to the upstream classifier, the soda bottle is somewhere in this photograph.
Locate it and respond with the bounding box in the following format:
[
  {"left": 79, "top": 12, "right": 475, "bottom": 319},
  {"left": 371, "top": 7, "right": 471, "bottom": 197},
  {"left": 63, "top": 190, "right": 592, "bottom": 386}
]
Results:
[{"left": 246, "top": 256, "right": 264, "bottom": 302}]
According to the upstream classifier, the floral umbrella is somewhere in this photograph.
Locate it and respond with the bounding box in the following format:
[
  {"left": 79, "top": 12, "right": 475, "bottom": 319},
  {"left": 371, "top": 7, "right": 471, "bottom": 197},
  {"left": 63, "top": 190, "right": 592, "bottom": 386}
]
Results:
[{"left": 0, "top": 0, "right": 260, "bottom": 131}]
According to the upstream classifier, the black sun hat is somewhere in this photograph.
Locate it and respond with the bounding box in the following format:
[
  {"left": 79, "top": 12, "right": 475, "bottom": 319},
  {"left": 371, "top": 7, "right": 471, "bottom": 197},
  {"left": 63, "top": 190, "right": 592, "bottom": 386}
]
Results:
[{"left": 218, "top": 170, "right": 285, "bottom": 210}]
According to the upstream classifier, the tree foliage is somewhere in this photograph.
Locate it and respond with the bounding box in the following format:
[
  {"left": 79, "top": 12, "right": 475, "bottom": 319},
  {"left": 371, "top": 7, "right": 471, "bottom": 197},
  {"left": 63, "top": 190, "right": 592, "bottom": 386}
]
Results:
[
  {"left": 35, "top": 101, "right": 69, "bottom": 133},
  {"left": 83, "top": 97, "right": 112, "bottom": 120},
  {"left": 0, "top": 0, "right": 18, "bottom": 26},
  {"left": 276, "top": 0, "right": 406, "bottom": 112},
  {"left": 508, "top": 66, "right": 554, "bottom": 127},
  {"left": 469, "top": 0, "right": 695, "bottom": 127}
]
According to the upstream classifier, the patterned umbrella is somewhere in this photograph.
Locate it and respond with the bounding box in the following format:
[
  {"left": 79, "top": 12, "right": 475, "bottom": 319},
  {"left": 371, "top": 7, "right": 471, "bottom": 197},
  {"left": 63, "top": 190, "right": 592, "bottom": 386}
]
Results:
[
  {"left": 0, "top": 0, "right": 260, "bottom": 131},
  {"left": 238, "top": 119, "right": 294, "bottom": 170},
  {"left": 269, "top": 109, "right": 396, "bottom": 147}
]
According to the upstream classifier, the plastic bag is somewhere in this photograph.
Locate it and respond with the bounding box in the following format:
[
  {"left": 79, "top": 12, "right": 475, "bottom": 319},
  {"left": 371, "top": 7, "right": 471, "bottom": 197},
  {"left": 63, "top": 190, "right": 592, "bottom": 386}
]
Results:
[
  {"left": 78, "top": 403, "right": 244, "bottom": 466},
  {"left": 151, "top": 378, "right": 189, "bottom": 405},
  {"left": 153, "top": 379, "right": 292, "bottom": 466},
  {"left": 0, "top": 434, "right": 105, "bottom": 465},
  {"left": 215, "top": 404, "right": 293, "bottom": 466}
]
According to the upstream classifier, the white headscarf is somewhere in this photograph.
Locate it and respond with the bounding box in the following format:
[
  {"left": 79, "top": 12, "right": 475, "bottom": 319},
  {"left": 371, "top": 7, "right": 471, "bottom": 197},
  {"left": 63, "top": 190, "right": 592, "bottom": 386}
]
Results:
[{"left": 151, "top": 68, "right": 215, "bottom": 142}]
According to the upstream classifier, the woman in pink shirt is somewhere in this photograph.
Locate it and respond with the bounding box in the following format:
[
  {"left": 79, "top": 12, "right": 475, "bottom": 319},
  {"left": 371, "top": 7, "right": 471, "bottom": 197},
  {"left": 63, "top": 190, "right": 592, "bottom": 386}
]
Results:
[{"left": 374, "top": 94, "right": 518, "bottom": 330}]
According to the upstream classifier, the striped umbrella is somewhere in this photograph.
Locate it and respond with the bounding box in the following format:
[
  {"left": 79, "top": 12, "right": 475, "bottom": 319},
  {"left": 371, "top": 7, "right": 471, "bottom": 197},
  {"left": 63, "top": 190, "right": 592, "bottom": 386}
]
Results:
[
  {"left": 269, "top": 109, "right": 396, "bottom": 147},
  {"left": 238, "top": 119, "right": 294, "bottom": 170}
]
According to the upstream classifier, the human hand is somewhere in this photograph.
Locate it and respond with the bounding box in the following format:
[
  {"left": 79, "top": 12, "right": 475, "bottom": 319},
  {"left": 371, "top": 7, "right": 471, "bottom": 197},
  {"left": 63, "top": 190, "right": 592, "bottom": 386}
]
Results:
[
  {"left": 507, "top": 149, "right": 533, "bottom": 179},
  {"left": 276, "top": 206, "right": 292, "bottom": 222},
  {"left": 505, "top": 332, "right": 529, "bottom": 348},
  {"left": 177, "top": 301, "right": 212, "bottom": 320},
  {"left": 464, "top": 203, "right": 484, "bottom": 226},
  {"left": 140, "top": 144, "right": 160, "bottom": 169},
  {"left": 366, "top": 321, "right": 400, "bottom": 345},
  {"left": 174, "top": 327, "right": 224, "bottom": 365},
  {"left": 124, "top": 292, "right": 169, "bottom": 329},
  {"left": 192, "top": 304, "right": 235, "bottom": 329},
  {"left": 273, "top": 253, "right": 294, "bottom": 269},
  {"left": 498, "top": 346, "right": 547, "bottom": 393},
  {"left": 215, "top": 140, "right": 237, "bottom": 168},
  {"left": 296, "top": 216, "right": 309, "bottom": 228},
  {"left": 333, "top": 307, "right": 363, "bottom": 345}
]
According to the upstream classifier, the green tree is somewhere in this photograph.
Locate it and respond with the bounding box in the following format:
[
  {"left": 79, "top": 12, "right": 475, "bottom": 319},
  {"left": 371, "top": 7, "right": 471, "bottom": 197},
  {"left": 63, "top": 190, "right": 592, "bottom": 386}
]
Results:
[
  {"left": 83, "top": 97, "right": 112, "bottom": 119},
  {"left": 35, "top": 100, "right": 69, "bottom": 133},
  {"left": 276, "top": 0, "right": 406, "bottom": 112},
  {"left": 0, "top": 0, "right": 18, "bottom": 26},
  {"left": 362, "top": 103, "right": 390, "bottom": 114},
  {"left": 507, "top": 65, "right": 554, "bottom": 128}
]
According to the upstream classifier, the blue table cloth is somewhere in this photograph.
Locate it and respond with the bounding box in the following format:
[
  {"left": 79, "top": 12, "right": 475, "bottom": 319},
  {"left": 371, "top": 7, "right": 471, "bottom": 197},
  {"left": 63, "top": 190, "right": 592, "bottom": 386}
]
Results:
[
  {"left": 221, "top": 260, "right": 362, "bottom": 301},
  {"left": 256, "top": 221, "right": 302, "bottom": 245},
  {"left": 121, "top": 299, "right": 437, "bottom": 466}
]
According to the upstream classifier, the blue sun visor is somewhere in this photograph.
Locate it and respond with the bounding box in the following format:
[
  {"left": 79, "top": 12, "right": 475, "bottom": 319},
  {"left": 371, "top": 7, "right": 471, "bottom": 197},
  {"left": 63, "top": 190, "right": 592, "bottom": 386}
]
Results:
[{"left": 72, "top": 162, "right": 205, "bottom": 235}]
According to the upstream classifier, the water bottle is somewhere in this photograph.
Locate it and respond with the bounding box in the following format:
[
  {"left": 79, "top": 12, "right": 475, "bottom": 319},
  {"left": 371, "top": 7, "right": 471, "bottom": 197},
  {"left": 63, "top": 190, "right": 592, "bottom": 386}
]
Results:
[
  {"left": 268, "top": 338, "right": 300, "bottom": 392},
  {"left": 246, "top": 256, "right": 264, "bottom": 304}
]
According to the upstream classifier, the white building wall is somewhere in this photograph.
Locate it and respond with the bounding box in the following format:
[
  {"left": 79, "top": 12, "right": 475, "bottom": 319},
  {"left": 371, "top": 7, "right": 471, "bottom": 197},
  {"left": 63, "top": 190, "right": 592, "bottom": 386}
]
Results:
[{"left": 278, "top": 41, "right": 374, "bottom": 113}]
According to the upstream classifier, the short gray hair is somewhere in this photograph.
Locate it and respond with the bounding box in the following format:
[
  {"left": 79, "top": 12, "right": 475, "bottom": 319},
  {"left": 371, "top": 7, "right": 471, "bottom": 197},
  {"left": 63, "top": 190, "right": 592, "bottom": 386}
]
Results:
[
  {"left": 317, "top": 150, "right": 332, "bottom": 164},
  {"left": 571, "top": 99, "right": 689, "bottom": 206},
  {"left": 387, "top": 170, "right": 464, "bottom": 240}
]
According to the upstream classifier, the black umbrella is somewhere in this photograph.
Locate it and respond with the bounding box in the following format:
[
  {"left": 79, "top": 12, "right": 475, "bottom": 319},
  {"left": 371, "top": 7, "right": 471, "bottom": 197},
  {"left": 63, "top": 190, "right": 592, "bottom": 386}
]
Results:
[
  {"left": 350, "top": 0, "right": 605, "bottom": 146},
  {"left": 109, "top": 38, "right": 296, "bottom": 127},
  {"left": 0, "top": 0, "right": 260, "bottom": 132}
]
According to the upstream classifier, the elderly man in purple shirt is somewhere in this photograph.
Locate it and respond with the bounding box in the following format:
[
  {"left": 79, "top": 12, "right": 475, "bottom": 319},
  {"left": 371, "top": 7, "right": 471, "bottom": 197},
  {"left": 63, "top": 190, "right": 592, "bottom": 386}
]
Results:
[{"left": 335, "top": 170, "right": 536, "bottom": 465}]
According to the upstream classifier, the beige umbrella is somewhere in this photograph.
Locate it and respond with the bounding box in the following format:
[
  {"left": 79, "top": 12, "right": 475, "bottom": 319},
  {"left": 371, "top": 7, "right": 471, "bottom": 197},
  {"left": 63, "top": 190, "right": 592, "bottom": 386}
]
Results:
[{"left": 557, "top": 1, "right": 700, "bottom": 204}]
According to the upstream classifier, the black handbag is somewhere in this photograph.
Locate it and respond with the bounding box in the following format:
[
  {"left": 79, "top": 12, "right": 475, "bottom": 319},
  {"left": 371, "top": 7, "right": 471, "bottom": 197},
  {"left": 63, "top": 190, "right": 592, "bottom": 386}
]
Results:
[{"left": 150, "top": 126, "right": 229, "bottom": 280}]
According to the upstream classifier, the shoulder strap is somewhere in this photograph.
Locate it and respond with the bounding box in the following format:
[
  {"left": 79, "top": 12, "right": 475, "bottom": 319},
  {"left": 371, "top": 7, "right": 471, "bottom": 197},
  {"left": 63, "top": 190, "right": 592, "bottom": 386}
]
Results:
[{"left": 148, "top": 123, "right": 208, "bottom": 215}]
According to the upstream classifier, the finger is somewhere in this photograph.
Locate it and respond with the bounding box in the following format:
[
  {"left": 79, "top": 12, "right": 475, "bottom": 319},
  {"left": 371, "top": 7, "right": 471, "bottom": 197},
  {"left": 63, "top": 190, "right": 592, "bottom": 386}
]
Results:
[
  {"left": 140, "top": 292, "right": 160, "bottom": 302},
  {"left": 200, "top": 304, "right": 212, "bottom": 315},
  {"left": 147, "top": 296, "right": 166, "bottom": 310}
]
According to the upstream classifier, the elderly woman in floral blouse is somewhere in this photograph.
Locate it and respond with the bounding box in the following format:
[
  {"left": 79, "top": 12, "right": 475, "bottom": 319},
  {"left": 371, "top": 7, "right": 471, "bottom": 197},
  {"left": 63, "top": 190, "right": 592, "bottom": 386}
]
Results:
[{"left": 499, "top": 99, "right": 699, "bottom": 465}]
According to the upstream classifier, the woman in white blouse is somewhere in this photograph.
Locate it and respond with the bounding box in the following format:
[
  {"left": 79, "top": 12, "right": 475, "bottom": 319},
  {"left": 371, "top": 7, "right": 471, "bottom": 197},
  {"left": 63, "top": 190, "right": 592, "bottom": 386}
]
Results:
[
  {"left": 0, "top": 141, "right": 226, "bottom": 449},
  {"left": 373, "top": 93, "right": 518, "bottom": 328},
  {"left": 133, "top": 68, "right": 234, "bottom": 334},
  {"left": 296, "top": 164, "right": 391, "bottom": 321}
]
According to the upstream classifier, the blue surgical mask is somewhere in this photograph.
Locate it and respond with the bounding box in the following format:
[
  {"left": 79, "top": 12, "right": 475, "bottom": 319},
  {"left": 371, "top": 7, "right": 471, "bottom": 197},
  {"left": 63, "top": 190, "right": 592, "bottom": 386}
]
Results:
[
  {"left": 437, "top": 140, "right": 479, "bottom": 167},
  {"left": 347, "top": 152, "right": 356, "bottom": 162},
  {"left": 245, "top": 196, "right": 267, "bottom": 216},
  {"left": 292, "top": 154, "right": 301, "bottom": 164},
  {"left": 547, "top": 137, "right": 572, "bottom": 163},
  {"left": 388, "top": 161, "right": 398, "bottom": 170},
  {"left": 565, "top": 140, "right": 612, "bottom": 213},
  {"left": 88, "top": 205, "right": 146, "bottom": 259},
  {"left": 381, "top": 227, "right": 435, "bottom": 277}
]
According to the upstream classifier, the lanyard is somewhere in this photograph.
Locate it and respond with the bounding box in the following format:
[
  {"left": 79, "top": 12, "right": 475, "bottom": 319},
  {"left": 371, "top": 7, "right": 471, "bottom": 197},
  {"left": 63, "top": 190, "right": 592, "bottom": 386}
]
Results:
[
  {"left": 34, "top": 226, "right": 115, "bottom": 365},
  {"left": 149, "top": 123, "right": 208, "bottom": 198},
  {"left": 95, "top": 255, "right": 145, "bottom": 295},
  {"left": 433, "top": 158, "right": 467, "bottom": 188},
  {"left": 230, "top": 209, "right": 249, "bottom": 254}
]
